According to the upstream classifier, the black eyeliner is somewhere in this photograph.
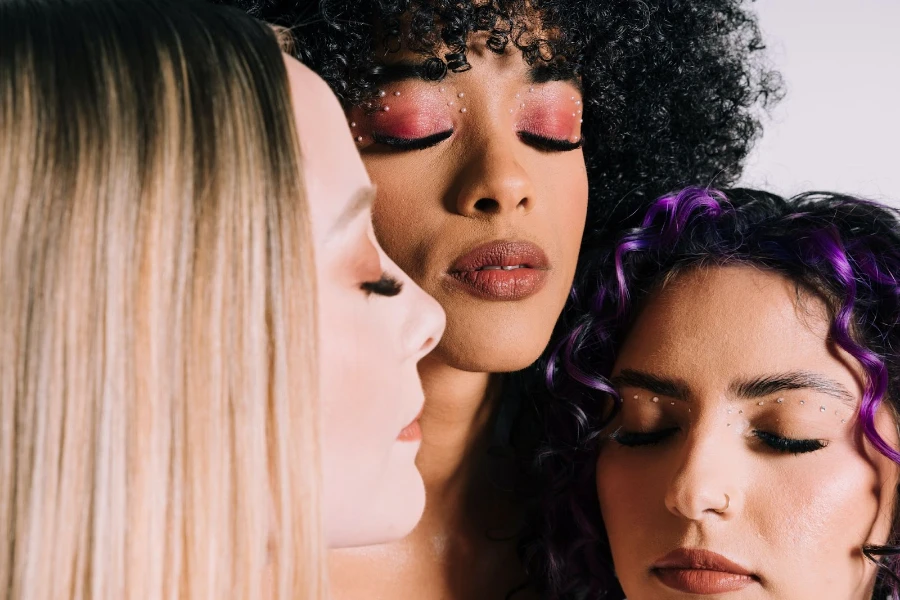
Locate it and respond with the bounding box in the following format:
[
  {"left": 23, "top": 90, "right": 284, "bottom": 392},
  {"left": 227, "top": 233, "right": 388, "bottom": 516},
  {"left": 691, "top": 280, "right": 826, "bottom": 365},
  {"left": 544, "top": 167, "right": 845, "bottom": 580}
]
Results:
[
  {"left": 518, "top": 131, "right": 583, "bottom": 152},
  {"left": 753, "top": 431, "right": 827, "bottom": 454},
  {"left": 371, "top": 129, "right": 453, "bottom": 151}
]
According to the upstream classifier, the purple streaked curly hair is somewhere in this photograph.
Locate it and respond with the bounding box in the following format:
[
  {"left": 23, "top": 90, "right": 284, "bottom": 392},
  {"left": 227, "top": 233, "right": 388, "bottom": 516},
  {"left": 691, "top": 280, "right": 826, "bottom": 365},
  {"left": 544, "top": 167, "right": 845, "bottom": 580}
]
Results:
[{"left": 534, "top": 187, "right": 900, "bottom": 599}]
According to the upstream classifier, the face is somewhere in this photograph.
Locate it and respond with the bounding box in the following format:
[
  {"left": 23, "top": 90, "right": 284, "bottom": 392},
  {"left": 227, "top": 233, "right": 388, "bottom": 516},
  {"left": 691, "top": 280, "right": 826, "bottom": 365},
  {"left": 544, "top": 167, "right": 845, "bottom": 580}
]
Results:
[
  {"left": 597, "top": 266, "right": 899, "bottom": 599},
  {"left": 284, "top": 57, "right": 446, "bottom": 548},
  {"left": 347, "top": 33, "right": 588, "bottom": 372}
]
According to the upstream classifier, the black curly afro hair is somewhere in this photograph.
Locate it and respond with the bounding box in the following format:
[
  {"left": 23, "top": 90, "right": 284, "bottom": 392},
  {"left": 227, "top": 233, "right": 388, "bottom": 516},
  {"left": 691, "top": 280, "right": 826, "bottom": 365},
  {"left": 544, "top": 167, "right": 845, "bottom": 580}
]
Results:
[{"left": 212, "top": 0, "right": 781, "bottom": 241}]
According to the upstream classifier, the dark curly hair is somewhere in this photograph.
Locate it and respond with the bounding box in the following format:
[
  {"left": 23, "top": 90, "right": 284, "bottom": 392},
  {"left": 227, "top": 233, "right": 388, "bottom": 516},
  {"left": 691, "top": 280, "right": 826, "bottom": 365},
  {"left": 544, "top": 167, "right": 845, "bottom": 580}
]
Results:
[
  {"left": 540, "top": 187, "right": 900, "bottom": 599},
  {"left": 211, "top": 0, "right": 781, "bottom": 232}
]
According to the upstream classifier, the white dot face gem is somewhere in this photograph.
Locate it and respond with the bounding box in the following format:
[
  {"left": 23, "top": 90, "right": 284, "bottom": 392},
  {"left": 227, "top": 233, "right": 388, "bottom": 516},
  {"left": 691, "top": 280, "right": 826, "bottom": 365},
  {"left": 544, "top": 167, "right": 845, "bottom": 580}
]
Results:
[
  {"left": 355, "top": 136, "right": 363, "bottom": 142},
  {"left": 820, "top": 406, "right": 826, "bottom": 412},
  {"left": 459, "top": 107, "right": 467, "bottom": 113},
  {"left": 458, "top": 92, "right": 465, "bottom": 98},
  {"left": 758, "top": 401, "right": 764, "bottom": 406},
  {"left": 670, "top": 401, "right": 675, "bottom": 406},
  {"left": 575, "top": 100, "right": 581, "bottom": 105},
  {"left": 800, "top": 400, "right": 805, "bottom": 405},
  {"left": 382, "top": 105, "right": 390, "bottom": 112},
  {"left": 580, "top": 119, "right": 584, "bottom": 124},
  {"left": 378, "top": 90, "right": 386, "bottom": 97},
  {"left": 776, "top": 398, "right": 784, "bottom": 404},
  {"left": 652, "top": 397, "right": 659, "bottom": 403},
  {"left": 448, "top": 101, "right": 455, "bottom": 106},
  {"left": 520, "top": 103, "right": 526, "bottom": 108},
  {"left": 393, "top": 91, "right": 401, "bottom": 96},
  {"left": 529, "top": 87, "right": 535, "bottom": 93},
  {"left": 440, "top": 87, "right": 445, "bottom": 93},
  {"left": 633, "top": 395, "right": 639, "bottom": 400},
  {"left": 350, "top": 122, "right": 356, "bottom": 127},
  {"left": 727, "top": 409, "right": 733, "bottom": 414}
]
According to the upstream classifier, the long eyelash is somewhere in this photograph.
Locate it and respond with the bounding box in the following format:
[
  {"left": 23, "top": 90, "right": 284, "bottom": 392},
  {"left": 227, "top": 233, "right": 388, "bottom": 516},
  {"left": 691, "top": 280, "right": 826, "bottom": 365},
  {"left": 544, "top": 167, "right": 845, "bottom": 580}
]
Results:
[
  {"left": 360, "top": 273, "right": 403, "bottom": 297},
  {"left": 517, "top": 131, "right": 583, "bottom": 152},
  {"left": 753, "top": 430, "right": 827, "bottom": 454},
  {"left": 371, "top": 129, "right": 453, "bottom": 151},
  {"left": 610, "top": 427, "right": 678, "bottom": 447}
]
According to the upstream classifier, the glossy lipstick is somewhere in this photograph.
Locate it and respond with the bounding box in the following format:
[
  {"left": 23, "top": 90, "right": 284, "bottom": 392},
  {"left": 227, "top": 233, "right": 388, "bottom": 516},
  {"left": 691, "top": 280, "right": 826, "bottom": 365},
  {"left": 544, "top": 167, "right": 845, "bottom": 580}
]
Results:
[
  {"left": 448, "top": 240, "right": 549, "bottom": 301},
  {"left": 651, "top": 549, "right": 757, "bottom": 595}
]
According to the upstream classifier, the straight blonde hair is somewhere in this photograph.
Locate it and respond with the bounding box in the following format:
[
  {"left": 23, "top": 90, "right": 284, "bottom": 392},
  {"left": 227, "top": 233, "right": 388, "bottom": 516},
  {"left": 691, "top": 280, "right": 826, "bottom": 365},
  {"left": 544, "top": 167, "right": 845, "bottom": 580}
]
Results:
[{"left": 0, "top": 1, "right": 322, "bottom": 598}]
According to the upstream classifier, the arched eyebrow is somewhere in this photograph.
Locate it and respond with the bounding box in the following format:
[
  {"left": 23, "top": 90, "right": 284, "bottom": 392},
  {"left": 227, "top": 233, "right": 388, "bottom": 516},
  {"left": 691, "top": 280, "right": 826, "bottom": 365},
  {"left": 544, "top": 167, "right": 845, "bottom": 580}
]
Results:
[
  {"left": 611, "top": 368, "right": 857, "bottom": 408},
  {"left": 611, "top": 369, "right": 689, "bottom": 400},
  {"left": 732, "top": 372, "right": 857, "bottom": 407}
]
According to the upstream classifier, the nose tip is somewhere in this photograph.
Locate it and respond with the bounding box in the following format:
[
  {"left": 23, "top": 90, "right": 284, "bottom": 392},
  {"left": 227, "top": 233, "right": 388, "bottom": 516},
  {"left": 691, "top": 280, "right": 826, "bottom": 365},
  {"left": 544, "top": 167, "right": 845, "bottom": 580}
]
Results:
[
  {"left": 454, "top": 143, "right": 535, "bottom": 217},
  {"left": 410, "top": 287, "right": 445, "bottom": 359}
]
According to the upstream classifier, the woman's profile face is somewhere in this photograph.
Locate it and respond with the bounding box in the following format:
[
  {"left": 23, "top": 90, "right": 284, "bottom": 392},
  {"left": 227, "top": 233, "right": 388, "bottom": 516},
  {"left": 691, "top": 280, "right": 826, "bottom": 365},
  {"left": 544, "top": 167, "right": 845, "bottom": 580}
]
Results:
[
  {"left": 284, "top": 57, "right": 446, "bottom": 548},
  {"left": 348, "top": 34, "right": 588, "bottom": 372},
  {"left": 597, "top": 265, "right": 899, "bottom": 599}
]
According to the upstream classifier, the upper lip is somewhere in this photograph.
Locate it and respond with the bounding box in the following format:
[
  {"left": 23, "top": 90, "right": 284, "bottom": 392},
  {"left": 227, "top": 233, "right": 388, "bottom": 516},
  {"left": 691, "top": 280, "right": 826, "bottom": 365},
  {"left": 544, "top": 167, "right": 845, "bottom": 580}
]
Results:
[
  {"left": 652, "top": 548, "right": 755, "bottom": 577},
  {"left": 448, "top": 240, "right": 550, "bottom": 273}
]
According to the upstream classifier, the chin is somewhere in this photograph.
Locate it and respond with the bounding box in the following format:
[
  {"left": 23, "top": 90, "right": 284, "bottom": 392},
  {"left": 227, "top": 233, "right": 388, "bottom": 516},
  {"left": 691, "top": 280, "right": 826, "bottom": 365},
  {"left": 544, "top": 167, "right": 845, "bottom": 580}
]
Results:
[{"left": 436, "top": 306, "right": 556, "bottom": 373}]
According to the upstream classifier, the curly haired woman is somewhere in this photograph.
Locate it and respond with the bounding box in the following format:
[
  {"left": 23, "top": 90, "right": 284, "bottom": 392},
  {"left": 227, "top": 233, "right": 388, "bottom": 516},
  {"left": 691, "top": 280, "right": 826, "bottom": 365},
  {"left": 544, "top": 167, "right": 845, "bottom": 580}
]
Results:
[{"left": 220, "top": 1, "right": 781, "bottom": 598}]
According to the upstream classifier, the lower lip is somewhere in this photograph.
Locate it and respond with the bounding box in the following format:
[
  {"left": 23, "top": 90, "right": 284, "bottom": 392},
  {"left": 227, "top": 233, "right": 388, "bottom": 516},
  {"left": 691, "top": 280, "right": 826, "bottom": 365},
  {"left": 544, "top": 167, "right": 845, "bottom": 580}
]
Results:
[
  {"left": 397, "top": 420, "right": 422, "bottom": 442},
  {"left": 448, "top": 268, "right": 548, "bottom": 301},
  {"left": 654, "top": 569, "right": 756, "bottom": 594}
]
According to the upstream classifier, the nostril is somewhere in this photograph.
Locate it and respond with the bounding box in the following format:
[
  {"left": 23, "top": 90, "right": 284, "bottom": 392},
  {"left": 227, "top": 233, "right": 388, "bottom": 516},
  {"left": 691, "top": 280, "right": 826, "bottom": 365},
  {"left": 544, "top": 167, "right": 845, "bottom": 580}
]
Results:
[{"left": 473, "top": 198, "right": 500, "bottom": 213}]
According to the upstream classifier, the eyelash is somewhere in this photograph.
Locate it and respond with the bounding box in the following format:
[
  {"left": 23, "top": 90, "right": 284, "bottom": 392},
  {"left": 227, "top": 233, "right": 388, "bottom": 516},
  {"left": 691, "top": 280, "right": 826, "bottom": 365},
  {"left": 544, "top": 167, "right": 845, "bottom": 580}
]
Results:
[
  {"left": 611, "top": 428, "right": 828, "bottom": 455},
  {"left": 371, "top": 130, "right": 453, "bottom": 151},
  {"left": 517, "top": 131, "right": 583, "bottom": 152},
  {"left": 360, "top": 273, "right": 403, "bottom": 297},
  {"left": 368, "top": 129, "right": 583, "bottom": 153}
]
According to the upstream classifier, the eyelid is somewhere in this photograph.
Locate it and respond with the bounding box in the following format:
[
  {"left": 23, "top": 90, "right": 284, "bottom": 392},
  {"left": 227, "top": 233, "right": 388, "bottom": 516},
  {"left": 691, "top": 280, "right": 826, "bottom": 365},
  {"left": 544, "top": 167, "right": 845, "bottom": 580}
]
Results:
[
  {"left": 517, "top": 130, "right": 583, "bottom": 152},
  {"left": 360, "top": 272, "right": 403, "bottom": 297},
  {"left": 752, "top": 430, "right": 828, "bottom": 455},
  {"left": 370, "top": 129, "right": 453, "bottom": 151}
]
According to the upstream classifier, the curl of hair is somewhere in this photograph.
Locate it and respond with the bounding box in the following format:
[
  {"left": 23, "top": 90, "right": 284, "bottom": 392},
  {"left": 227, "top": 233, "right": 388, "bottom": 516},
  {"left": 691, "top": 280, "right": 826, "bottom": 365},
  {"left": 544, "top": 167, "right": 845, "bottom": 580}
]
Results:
[
  {"left": 213, "top": 0, "right": 782, "bottom": 224},
  {"left": 537, "top": 187, "right": 900, "bottom": 599}
]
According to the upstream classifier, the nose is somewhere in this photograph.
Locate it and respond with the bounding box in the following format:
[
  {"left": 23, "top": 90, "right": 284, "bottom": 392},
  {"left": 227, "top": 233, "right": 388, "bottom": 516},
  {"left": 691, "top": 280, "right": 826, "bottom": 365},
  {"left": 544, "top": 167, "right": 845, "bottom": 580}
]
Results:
[
  {"left": 664, "top": 427, "right": 742, "bottom": 521},
  {"left": 396, "top": 268, "right": 445, "bottom": 360},
  {"left": 453, "top": 138, "right": 535, "bottom": 217}
]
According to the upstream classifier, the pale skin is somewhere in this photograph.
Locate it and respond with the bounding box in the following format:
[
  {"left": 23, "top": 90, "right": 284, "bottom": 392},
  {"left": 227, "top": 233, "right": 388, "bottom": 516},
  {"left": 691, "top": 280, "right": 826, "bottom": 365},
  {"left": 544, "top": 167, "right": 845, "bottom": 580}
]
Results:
[
  {"left": 330, "top": 34, "right": 588, "bottom": 600},
  {"left": 597, "top": 265, "right": 900, "bottom": 599},
  {"left": 283, "top": 56, "right": 446, "bottom": 549}
]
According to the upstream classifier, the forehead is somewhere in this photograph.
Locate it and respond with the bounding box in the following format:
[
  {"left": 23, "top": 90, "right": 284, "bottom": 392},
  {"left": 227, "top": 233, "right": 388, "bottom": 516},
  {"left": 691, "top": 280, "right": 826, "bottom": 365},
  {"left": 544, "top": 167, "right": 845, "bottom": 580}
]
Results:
[
  {"left": 616, "top": 266, "right": 840, "bottom": 382},
  {"left": 282, "top": 55, "right": 370, "bottom": 238}
]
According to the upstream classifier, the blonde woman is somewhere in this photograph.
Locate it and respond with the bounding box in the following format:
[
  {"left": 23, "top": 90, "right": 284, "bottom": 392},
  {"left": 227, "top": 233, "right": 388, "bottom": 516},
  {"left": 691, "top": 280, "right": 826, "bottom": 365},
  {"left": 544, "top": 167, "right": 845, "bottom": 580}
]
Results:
[{"left": 0, "top": 1, "right": 444, "bottom": 599}]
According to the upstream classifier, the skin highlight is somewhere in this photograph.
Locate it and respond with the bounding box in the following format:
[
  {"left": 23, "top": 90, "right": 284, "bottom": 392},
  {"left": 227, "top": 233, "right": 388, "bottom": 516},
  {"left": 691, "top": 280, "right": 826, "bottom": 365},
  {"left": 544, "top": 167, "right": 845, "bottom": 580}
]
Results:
[
  {"left": 285, "top": 57, "right": 446, "bottom": 549},
  {"left": 599, "top": 266, "right": 899, "bottom": 599},
  {"left": 331, "top": 35, "right": 585, "bottom": 600}
]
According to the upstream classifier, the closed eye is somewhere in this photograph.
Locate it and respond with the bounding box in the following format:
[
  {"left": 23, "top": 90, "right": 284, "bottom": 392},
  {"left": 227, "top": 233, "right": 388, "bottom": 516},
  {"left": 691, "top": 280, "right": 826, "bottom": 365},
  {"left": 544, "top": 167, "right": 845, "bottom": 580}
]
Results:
[
  {"left": 753, "top": 430, "right": 827, "bottom": 455},
  {"left": 360, "top": 273, "right": 403, "bottom": 297},
  {"left": 371, "top": 129, "right": 453, "bottom": 151},
  {"left": 611, "top": 427, "right": 679, "bottom": 447},
  {"left": 517, "top": 131, "right": 583, "bottom": 152}
]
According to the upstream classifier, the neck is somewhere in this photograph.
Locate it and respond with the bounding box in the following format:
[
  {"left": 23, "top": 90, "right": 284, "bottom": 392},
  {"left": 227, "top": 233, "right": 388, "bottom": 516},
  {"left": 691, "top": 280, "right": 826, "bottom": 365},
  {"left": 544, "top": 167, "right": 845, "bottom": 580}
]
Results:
[{"left": 414, "top": 355, "right": 503, "bottom": 527}]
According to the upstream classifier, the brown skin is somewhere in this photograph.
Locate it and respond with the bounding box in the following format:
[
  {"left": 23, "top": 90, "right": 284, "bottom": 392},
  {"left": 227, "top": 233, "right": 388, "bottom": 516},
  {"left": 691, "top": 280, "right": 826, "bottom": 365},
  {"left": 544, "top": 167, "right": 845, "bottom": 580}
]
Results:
[{"left": 330, "top": 35, "right": 588, "bottom": 600}]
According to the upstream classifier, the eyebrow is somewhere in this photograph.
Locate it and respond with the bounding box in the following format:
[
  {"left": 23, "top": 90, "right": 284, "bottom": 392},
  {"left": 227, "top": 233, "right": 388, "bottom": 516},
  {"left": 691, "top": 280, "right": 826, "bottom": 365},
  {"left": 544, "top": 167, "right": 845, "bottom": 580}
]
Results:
[
  {"left": 611, "top": 368, "right": 857, "bottom": 407},
  {"left": 611, "top": 370, "right": 690, "bottom": 400},
  {"left": 731, "top": 371, "right": 857, "bottom": 407},
  {"left": 329, "top": 186, "right": 376, "bottom": 238},
  {"left": 371, "top": 59, "right": 582, "bottom": 90}
]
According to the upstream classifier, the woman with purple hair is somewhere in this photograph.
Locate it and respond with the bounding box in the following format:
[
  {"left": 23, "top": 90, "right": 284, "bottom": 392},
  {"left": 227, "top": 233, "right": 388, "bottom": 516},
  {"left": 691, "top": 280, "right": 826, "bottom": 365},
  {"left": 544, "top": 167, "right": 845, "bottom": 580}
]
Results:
[{"left": 539, "top": 188, "right": 900, "bottom": 599}]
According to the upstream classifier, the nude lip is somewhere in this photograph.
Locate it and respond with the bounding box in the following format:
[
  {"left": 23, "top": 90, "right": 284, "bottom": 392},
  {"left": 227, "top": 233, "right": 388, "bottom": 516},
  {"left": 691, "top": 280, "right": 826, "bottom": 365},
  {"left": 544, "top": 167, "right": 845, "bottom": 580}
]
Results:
[
  {"left": 397, "top": 407, "right": 423, "bottom": 442},
  {"left": 447, "top": 240, "right": 550, "bottom": 301},
  {"left": 651, "top": 548, "right": 758, "bottom": 595}
]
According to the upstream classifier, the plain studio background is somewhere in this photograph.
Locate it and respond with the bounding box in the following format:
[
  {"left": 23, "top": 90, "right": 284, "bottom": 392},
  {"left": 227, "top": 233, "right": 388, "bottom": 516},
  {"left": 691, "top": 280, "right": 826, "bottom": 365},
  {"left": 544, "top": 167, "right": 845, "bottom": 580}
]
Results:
[{"left": 739, "top": 0, "right": 900, "bottom": 206}]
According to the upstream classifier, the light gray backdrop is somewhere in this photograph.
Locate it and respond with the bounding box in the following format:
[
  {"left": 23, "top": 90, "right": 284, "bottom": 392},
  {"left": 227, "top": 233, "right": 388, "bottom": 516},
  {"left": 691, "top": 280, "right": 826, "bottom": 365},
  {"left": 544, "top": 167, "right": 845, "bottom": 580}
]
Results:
[{"left": 738, "top": 0, "right": 900, "bottom": 205}]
